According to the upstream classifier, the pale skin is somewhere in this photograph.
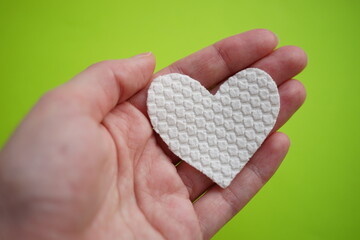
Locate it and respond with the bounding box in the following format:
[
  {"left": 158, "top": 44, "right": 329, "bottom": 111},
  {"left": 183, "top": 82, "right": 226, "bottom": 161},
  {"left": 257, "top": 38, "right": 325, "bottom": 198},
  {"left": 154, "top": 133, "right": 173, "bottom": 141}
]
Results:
[{"left": 0, "top": 29, "right": 307, "bottom": 240}]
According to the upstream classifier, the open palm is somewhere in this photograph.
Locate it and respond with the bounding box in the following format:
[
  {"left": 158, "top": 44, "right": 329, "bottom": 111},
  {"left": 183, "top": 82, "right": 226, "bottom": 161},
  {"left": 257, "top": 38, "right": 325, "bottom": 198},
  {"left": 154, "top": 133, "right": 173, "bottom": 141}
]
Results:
[{"left": 0, "top": 29, "right": 307, "bottom": 240}]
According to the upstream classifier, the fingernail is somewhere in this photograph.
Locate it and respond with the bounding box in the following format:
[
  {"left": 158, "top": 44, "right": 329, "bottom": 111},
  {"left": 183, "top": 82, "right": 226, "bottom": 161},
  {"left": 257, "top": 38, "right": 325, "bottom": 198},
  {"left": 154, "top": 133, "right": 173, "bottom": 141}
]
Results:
[
  {"left": 133, "top": 52, "right": 152, "bottom": 58},
  {"left": 274, "top": 32, "right": 280, "bottom": 42}
]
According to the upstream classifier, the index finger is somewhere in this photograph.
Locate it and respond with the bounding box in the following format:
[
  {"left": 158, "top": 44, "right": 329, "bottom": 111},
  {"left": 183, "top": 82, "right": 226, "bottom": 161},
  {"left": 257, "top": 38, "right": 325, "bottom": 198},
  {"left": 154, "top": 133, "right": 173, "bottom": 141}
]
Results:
[{"left": 129, "top": 29, "right": 278, "bottom": 114}]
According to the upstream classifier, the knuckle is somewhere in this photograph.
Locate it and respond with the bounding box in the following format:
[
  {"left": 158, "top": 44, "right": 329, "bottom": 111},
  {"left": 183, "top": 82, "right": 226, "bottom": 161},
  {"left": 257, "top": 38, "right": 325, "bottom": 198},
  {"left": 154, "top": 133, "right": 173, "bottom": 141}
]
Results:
[
  {"left": 282, "top": 45, "right": 308, "bottom": 70},
  {"left": 221, "top": 187, "right": 242, "bottom": 216},
  {"left": 38, "top": 89, "right": 63, "bottom": 106},
  {"left": 287, "top": 79, "right": 307, "bottom": 106},
  {"left": 35, "top": 88, "right": 74, "bottom": 115},
  {"left": 86, "top": 60, "right": 112, "bottom": 71}
]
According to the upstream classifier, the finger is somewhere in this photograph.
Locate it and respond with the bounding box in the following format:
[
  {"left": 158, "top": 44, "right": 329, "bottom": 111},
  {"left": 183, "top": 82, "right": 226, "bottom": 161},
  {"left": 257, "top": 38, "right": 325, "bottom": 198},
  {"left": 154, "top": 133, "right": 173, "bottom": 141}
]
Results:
[
  {"left": 272, "top": 79, "right": 306, "bottom": 131},
  {"left": 251, "top": 45, "right": 308, "bottom": 86},
  {"left": 207, "top": 45, "right": 308, "bottom": 93},
  {"left": 129, "top": 29, "right": 279, "bottom": 114},
  {"left": 194, "top": 132, "right": 290, "bottom": 239},
  {"left": 40, "top": 53, "right": 156, "bottom": 121},
  {"left": 177, "top": 79, "right": 306, "bottom": 200}
]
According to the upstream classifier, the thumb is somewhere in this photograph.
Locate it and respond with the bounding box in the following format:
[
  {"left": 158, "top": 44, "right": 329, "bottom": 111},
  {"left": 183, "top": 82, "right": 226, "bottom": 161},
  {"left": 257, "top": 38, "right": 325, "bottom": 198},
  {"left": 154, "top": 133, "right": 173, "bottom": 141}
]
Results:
[{"left": 44, "top": 52, "right": 156, "bottom": 121}]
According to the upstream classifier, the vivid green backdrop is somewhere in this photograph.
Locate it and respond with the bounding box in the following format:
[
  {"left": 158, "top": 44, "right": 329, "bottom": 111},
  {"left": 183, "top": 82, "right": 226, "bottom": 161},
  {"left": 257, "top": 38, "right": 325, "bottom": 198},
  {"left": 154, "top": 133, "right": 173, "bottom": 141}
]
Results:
[{"left": 1, "top": 0, "right": 359, "bottom": 239}]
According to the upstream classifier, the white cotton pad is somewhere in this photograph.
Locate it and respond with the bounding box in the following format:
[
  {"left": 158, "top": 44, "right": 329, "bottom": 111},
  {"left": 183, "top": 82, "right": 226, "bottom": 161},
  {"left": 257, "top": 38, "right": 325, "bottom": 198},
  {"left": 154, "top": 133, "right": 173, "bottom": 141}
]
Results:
[{"left": 147, "top": 68, "right": 280, "bottom": 188}]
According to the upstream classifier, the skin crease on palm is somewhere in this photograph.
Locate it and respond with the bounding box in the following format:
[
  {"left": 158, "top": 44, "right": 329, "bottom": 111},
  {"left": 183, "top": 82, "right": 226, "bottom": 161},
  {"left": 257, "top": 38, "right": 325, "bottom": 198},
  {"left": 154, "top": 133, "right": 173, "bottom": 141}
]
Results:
[{"left": 0, "top": 29, "right": 307, "bottom": 240}]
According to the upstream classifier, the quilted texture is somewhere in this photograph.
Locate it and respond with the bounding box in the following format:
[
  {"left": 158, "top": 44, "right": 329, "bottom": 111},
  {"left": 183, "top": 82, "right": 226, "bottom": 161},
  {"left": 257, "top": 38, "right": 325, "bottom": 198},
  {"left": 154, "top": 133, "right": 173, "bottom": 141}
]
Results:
[{"left": 147, "top": 68, "right": 280, "bottom": 188}]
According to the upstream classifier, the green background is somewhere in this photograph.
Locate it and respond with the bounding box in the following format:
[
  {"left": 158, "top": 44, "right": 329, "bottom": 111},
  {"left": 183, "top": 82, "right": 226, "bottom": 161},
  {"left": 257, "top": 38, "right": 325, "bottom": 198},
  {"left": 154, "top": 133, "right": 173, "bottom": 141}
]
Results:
[{"left": 1, "top": 0, "right": 359, "bottom": 239}]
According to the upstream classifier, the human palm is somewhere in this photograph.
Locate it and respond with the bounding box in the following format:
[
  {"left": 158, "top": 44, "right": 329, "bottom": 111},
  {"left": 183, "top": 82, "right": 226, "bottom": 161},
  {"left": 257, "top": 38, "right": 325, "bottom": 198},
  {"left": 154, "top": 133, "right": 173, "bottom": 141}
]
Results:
[{"left": 0, "top": 29, "right": 307, "bottom": 240}]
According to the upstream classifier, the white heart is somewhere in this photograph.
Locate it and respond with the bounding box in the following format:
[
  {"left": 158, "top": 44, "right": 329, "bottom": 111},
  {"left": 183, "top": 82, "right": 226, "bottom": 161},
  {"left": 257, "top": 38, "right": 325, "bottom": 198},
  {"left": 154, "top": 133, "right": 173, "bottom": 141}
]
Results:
[{"left": 147, "top": 68, "right": 280, "bottom": 188}]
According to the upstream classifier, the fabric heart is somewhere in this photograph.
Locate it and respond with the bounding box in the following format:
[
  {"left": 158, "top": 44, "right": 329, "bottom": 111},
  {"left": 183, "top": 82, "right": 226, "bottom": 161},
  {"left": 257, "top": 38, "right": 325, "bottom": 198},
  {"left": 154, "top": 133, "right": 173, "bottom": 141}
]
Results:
[{"left": 147, "top": 68, "right": 280, "bottom": 188}]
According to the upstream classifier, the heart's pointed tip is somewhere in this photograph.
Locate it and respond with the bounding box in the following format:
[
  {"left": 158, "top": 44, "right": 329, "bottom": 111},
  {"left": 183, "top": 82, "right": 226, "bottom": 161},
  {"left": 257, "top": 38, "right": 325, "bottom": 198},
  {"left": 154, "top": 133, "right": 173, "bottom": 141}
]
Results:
[{"left": 218, "top": 183, "right": 229, "bottom": 189}]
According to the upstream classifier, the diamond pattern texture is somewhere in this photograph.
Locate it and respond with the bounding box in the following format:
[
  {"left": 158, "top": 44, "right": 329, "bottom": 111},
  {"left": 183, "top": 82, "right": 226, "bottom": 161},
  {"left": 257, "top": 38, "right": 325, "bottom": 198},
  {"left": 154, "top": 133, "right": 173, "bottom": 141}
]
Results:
[{"left": 147, "top": 68, "right": 280, "bottom": 188}]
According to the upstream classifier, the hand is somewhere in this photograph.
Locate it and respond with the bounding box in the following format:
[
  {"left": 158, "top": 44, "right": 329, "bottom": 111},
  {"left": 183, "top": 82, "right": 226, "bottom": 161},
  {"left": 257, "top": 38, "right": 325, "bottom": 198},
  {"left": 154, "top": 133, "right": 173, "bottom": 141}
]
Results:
[{"left": 0, "top": 29, "right": 307, "bottom": 240}]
